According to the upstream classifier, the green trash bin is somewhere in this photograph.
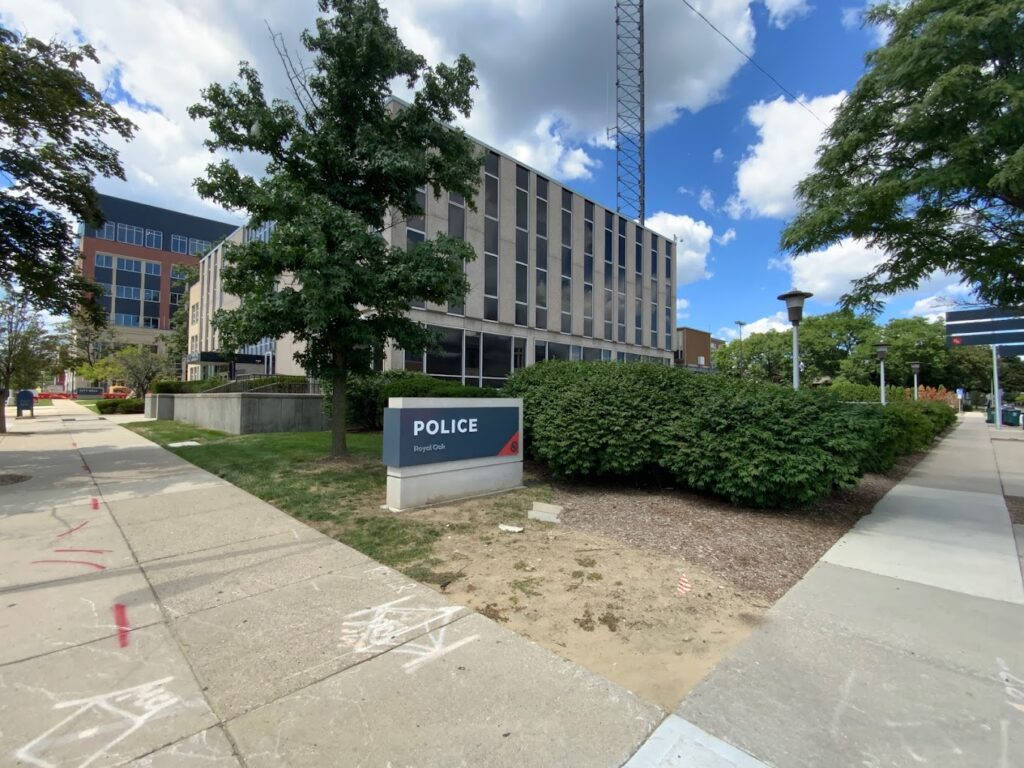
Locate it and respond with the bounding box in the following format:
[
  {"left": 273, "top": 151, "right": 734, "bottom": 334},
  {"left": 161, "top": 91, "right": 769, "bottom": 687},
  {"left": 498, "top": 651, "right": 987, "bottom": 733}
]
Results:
[
  {"left": 1002, "top": 408, "right": 1022, "bottom": 427},
  {"left": 986, "top": 407, "right": 995, "bottom": 424}
]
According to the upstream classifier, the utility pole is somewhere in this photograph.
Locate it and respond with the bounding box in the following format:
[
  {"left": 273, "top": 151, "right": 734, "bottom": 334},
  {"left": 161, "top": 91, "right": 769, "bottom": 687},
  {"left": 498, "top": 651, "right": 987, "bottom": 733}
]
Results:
[{"left": 614, "top": 1, "right": 645, "bottom": 222}]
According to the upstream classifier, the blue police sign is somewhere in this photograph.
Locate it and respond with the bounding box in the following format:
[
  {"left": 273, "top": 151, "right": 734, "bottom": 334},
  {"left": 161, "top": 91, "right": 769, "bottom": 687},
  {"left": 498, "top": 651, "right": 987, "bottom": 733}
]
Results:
[{"left": 383, "top": 406, "right": 520, "bottom": 467}]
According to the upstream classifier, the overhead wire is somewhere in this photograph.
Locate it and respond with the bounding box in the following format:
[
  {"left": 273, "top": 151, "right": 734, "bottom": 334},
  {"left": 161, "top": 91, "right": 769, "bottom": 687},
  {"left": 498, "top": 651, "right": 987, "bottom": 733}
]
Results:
[{"left": 678, "top": 0, "right": 829, "bottom": 127}]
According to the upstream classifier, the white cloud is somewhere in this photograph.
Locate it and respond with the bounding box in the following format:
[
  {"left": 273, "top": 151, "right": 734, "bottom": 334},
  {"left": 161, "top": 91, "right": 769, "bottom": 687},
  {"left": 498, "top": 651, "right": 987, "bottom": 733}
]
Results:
[
  {"left": 712, "top": 147, "right": 724, "bottom": 163},
  {"left": 763, "top": 0, "right": 813, "bottom": 29},
  {"left": 644, "top": 212, "right": 715, "bottom": 285},
  {"left": 509, "top": 116, "right": 599, "bottom": 180},
  {"left": 714, "top": 228, "right": 737, "bottom": 246},
  {"left": 676, "top": 298, "right": 691, "bottom": 323},
  {"left": 698, "top": 188, "right": 716, "bottom": 212},
  {"left": 717, "top": 310, "right": 790, "bottom": 340},
  {"left": 727, "top": 91, "right": 846, "bottom": 220},
  {"left": 905, "top": 281, "right": 972, "bottom": 322},
  {"left": 840, "top": 3, "right": 893, "bottom": 44},
  {"left": 771, "top": 237, "right": 885, "bottom": 304}
]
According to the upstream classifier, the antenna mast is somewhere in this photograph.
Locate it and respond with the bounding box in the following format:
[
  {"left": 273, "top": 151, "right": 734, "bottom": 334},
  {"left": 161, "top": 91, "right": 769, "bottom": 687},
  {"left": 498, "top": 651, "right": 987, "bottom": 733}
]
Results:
[{"left": 614, "top": 0, "right": 645, "bottom": 222}]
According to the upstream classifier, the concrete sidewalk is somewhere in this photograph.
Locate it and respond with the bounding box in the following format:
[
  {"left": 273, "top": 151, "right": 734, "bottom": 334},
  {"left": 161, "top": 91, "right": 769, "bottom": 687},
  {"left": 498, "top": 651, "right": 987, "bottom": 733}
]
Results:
[
  {"left": 663, "top": 413, "right": 1024, "bottom": 767},
  {"left": 0, "top": 401, "right": 663, "bottom": 766}
]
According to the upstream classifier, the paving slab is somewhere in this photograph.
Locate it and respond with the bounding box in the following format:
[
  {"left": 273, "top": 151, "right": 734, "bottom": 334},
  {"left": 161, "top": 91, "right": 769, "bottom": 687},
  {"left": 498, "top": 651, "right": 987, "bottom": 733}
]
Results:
[
  {"left": 174, "top": 564, "right": 470, "bottom": 719},
  {"left": 124, "top": 727, "right": 241, "bottom": 767},
  {"left": 228, "top": 612, "right": 661, "bottom": 768},
  {"left": 118, "top": 501, "right": 309, "bottom": 563},
  {"left": 677, "top": 601, "right": 1024, "bottom": 768},
  {"left": 91, "top": 468, "right": 233, "bottom": 504},
  {"left": 822, "top": 483, "right": 1024, "bottom": 603},
  {"left": 0, "top": 564, "right": 162, "bottom": 665},
  {"left": 0, "top": 471, "right": 98, "bottom": 515},
  {"left": 0, "top": 624, "right": 216, "bottom": 768},
  {"left": 143, "top": 529, "right": 372, "bottom": 617},
  {"left": 993, "top": 438, "right": 1024, "bottom": 497},
  {"left": 0, "top": 511, "right": 136, "bottom": 590},
  {"left": 105, "top": 485, "right": 265, "bottom": 526},
  {"left": 624, "top": 715, "right": 767, "bottom": 768}
]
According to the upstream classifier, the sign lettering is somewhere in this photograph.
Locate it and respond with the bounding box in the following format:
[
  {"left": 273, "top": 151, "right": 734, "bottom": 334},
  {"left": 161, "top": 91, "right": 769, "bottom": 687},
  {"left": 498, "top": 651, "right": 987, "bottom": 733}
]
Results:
[{"left": 384, "top": 406, "right": 519, "bottom": 467}]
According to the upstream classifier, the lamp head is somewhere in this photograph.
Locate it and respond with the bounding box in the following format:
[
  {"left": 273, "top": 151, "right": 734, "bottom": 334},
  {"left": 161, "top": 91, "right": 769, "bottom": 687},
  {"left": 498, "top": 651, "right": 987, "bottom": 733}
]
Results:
[
  {"left": 910, "top": 361, "right": 921, "bottom": 375},
  {"left": 777, "top": 289, "right": 813, "bottom": 325},
  {"left": 874, "top": 342, "right": 889, "bottom": 361}
]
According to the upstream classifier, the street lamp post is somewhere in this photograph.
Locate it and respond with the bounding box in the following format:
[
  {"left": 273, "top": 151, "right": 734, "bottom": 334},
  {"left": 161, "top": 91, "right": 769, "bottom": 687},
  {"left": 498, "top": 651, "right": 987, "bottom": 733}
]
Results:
[
  {"left": 777, "top": 290, "right": 813, "bottom": 390},
  {"left": 910, "top": 361, "right": 921, "bottom": 401},
  {"left": 735, "top": 320, "right": 747, "bottom": 374},
  {"left": 874, "top": 342, "right": 889, "bottom": 405}
]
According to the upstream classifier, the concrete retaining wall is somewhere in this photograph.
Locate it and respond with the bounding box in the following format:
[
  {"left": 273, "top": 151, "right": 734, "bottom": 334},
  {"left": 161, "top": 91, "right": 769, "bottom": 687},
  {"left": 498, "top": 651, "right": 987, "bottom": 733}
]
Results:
[
  {"left": 144, "top": 394, "right": 176, "bottom": 420},
  {"left": 149, "top": 393, "right": 328, "bottom": 435}
]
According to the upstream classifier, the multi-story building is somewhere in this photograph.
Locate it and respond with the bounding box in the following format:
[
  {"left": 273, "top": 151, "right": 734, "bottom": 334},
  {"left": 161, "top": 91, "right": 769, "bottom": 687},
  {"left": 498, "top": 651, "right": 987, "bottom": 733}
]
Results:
[
  {"left": 77, "top": 194, "right": 237, "bottom": 348},
  {"left": 188, "top": 127, "right": 677, "bottom": 386},
  {"left": 674, "top": 327, "right": 724, "bottom": 370}
]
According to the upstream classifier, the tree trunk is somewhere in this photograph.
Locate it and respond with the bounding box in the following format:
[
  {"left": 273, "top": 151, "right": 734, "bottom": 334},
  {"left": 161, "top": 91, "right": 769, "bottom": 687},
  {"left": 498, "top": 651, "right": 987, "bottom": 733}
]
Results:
[
  {"left": 0, "top": 388, "right": 7, "bottom": 434},
  {"left": 330, "top": 348, "right": 348, "bottom": 458}
]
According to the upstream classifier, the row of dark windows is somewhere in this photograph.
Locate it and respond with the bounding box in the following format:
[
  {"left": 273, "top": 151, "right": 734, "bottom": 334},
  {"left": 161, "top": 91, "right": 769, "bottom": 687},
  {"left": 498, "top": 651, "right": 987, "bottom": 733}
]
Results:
[{"left": 92, "top": 222, "right": 212, "bottom": 255}]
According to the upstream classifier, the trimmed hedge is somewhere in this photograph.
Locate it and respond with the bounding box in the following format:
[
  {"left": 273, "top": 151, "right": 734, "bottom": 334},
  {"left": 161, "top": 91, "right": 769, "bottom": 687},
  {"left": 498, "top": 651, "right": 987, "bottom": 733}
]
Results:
[
  {"left": 151, "top": 379, "right": 224, "bottom": 394},
  {"left": 504, "top": 362, "right": 955, "bottom": 508},
  {"left": 346, "top": 371, "right": 498, "bottom": 430},
  {"left": 95, "top": 398, "right": 145, "bottom": 414}
]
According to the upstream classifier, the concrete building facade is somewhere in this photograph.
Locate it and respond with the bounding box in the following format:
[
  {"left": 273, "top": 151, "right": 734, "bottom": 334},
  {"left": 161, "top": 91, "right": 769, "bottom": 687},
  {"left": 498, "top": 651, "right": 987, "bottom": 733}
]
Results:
[
  {"left": 78, "top": 195, "right": 237, "bottom": 349},
  {"left": 188, "top": 135, "right": 677, "bottom": 386}
]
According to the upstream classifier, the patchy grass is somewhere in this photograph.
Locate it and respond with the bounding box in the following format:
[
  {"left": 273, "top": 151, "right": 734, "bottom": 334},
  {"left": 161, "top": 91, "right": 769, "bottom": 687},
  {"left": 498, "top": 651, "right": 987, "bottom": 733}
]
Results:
[
  {"left": 79, "top": 401, "right": 100, "bottom": 413},
  {"left": 510, "top": 576, "right": 543, "bottom": 597},
  {"left": 125, "top": 421, "right": 445, "bottom": 571},
  {"left": 33, "top": 399, "right": 53, "bottom": 407}
]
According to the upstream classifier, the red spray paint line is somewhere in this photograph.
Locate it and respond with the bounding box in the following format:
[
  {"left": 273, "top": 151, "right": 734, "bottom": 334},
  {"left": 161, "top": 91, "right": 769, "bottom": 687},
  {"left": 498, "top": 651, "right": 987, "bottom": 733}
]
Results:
[
  {"left": 113, "top": 603, "right": 130, "bottom": 647},
  {"left": 31, "top": 559, "right": 106, "bottom": 571},
  {"left": 56, "top": 520, "right": 89, "bottom": 538},
  {"left": 82, "top": 463, "right": 91, "bottom": 473},
  {"left": 54, "top": 548, "right": 112, "bottom": 555},
  {"left": 91, "top": 497, "right": 99, "bottom": 510}
]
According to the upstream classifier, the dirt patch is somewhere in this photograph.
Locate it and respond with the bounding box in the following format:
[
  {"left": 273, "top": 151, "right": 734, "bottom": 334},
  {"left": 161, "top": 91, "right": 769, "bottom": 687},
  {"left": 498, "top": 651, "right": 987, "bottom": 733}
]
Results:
[
  {"left": 1007, "top": 496, "right": 1024, "bottom": 526},
  {"left": 401, "top": 490, "right": 767, "bottom": 711},
  {"left": 550, "top": 455, "right": 920, "bottom": 601},
  {"left": 0, "top": 473, "right": 30, "bottom": 486}
]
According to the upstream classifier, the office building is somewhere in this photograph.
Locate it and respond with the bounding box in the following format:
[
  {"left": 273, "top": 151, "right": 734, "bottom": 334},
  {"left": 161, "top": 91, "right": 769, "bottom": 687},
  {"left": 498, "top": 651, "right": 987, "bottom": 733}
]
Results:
[
  {"left": 188, "top": 122, "right": 677, "bottom": 386},
  {"left": 78, "top": 195, "right": 237, "bottom": 348},
  {"left": 674, "top": 327, "right": 724, "bottom": 370}
]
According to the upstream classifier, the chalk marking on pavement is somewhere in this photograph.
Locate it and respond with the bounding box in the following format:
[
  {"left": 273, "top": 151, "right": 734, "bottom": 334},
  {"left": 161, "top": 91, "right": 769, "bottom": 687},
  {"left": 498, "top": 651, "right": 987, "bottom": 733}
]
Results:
[
  {"left": 830, "top": 671, "right": 856, "bottom": 739},
  {"left": 54, "top": 548, "right": 112, "bottom": 555},
  {"left": 31, "top": 560, "right": 106, "bottom": 571},
  {"left": 113, "top": 603, "right": 130, "bottom": 648},
  {"left": 1000, "top": 719, "right": 1010, "bottom": 768},
  {"left": 56, "top": 521, "right": 90, "bottom": 538},
  {"left": 996, "top": 657, "right": 1024, "bottom": 713},
  {"left": 338, "top": 596, "right": 464, "bottom": 656},
  {"left": 15, "top": 676, "right": 178, "bottom": 768},
  {"left": 391, "top": 625, "right": 480, "bottom": 673}
]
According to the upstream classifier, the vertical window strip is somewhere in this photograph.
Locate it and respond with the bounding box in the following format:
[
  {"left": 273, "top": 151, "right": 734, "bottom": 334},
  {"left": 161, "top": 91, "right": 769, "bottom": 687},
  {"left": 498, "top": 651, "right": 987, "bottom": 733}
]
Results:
[
  {"left": 514, "top": 166, "right": 530, "bottom": 327},
  {"left": 484, "top": 153, "right": 500, "bottom": 321}
]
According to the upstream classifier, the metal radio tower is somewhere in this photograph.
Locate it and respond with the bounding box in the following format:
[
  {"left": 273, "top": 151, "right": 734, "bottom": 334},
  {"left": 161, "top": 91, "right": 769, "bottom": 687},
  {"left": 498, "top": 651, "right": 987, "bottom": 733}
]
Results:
[{"left": 614, "top": 0, "right": 645, "bottom": 222}]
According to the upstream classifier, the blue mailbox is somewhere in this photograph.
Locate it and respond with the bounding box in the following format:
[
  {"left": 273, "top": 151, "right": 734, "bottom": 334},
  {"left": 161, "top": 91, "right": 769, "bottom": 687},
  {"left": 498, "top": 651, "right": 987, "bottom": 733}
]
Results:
[{"left": 16, "top": 390, "right": 34, "bottom": 418}]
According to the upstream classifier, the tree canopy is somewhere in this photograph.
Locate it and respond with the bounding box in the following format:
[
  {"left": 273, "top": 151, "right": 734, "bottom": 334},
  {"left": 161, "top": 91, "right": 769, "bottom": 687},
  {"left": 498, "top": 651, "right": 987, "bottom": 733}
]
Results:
[
  {"left": 0, "top": 292, "right": 61, "bottom": 432},
  {"left": 0, "top": 29, "right": 135, "bottom": 318},
  {"left": 780, "top": 0, "right": 1024, "bottom": 310},
  {"left": 189, "top": 0, "right": 482, "bottom": 456}
]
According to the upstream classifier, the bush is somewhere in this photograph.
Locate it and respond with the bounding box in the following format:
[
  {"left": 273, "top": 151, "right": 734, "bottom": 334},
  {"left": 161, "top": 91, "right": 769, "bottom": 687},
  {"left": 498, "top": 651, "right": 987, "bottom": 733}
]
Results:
[
  {"left": 95, "top": 398, "right": 144, "bottom": 414},
  {"left": 504, "top": 362, "right": 955, "bottom": 509},
  {"left": 150, "top": 379, "right": 223, "bottom": 394},
  {"left": 345, "top": 371, "right": 497, "bottom": 430},
  {"left": 827, "top": 378, "right": 907, "bottom": 403}
]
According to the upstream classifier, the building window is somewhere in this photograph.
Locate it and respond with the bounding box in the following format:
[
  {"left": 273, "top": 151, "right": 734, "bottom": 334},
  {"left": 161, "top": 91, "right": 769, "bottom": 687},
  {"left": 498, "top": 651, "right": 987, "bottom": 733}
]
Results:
[
  {"left": 144, "top": 229, "right": 163, "bottom": 250},
  {"left": 448, "top": 192, "right": 466, "bottom": 315},
  {"left": 483, "top": 152, "right": 500, "bottom": 321},
  {"left": 603, "top": 211, "right": 613, "bottom": 341},
  {"left": 513, "top": 337, "right": 527, "bottom": 370},
  {"left": 169, "top": 292, "right": 183, "bottom": 307},
  {"left": 95, "top": 222, "right": 116, "bottom": 240},
  {"left": 115, "top": 285, "right": 140, "bottom": 300},
  {"left": 617, "top": 218, "right": 627, "bottom": 343},
  {"left": 635, "top": 297, "right": 643, "bottom": 346},
  {"left": 583, "top": 201, "right": 594, "bottom": 338},
  {"left": 143, "top": 317, "right": 160, "bottom": 329},
  {"left": 116, "top": 257, "right": 142, "bottom": 273},
  {"left": 560, "top": 189, "right": 572, "bottom": 334},
  {"left": 188, "top": 238, "right": 212, "bottom": 256},
  {"left": 535, "top": 177, "right": 548, "bottom": 329},
  {"left": 514, "top": 166, "right": 529, "bottom": 327},
  {"left": 94, "top": 282, "right": 111, "bottom": 296},
  {"left": 115, "top": 223, "right": 144, "bottom": 246},
  {"left": 143, "top": 288, "right": 161, "bottom": 302},
  {"left": 171, "top": 234, "right": 188, "bottom": 254},
  {"left": 113, "top": 313, "right": 140, "bottom": 327},
  {"left": 407, "top": 186, "right": 427, "bottom": 310},
  {"left": 664, "top": 240, "right": 674, "bottom": 350},
  {"left": 95, "top": 253, "right": 113, "bottom": 268},
  {"left": 425, "top": 325, "right": 463, "bottom": 379},
  {"left": 145, "top": 262, "right": 161, "bottom": 277}
]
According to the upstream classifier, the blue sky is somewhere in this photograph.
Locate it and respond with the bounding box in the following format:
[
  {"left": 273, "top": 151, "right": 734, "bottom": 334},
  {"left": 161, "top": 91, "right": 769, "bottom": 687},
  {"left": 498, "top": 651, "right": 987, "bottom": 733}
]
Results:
[{"left": 0, "top": 0, "right": 961, "bottom": 336}]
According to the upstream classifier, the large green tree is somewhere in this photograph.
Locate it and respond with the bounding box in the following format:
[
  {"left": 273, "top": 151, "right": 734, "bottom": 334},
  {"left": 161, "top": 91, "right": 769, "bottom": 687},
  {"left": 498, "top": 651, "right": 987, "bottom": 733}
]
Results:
[
  {"left": 189, "top": 0, "right": 481, "bottom": 457},
  {"left": 781, "top": 0, "right": 1024, "bottom": 310},
  {"left": 0, "top": 292, "right": 60, "bottom": 433},
  {"left": 0, "top": 29, "right": 135, "bottom": 317},
  {"left": 60, "top": 307, "right": 120, "bottom": 371}
]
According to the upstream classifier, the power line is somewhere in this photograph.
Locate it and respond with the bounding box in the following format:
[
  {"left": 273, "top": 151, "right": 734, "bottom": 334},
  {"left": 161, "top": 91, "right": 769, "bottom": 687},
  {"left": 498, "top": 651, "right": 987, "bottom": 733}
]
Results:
[{"left": 678, "top": 0, "right": 828, "bottom": 127}]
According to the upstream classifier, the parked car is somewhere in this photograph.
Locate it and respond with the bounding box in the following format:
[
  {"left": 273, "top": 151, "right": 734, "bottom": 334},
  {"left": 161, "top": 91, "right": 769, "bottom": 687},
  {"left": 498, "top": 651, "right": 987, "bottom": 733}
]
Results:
[{"left": 103, "top": 386, "right": 133, "bottom": 400}]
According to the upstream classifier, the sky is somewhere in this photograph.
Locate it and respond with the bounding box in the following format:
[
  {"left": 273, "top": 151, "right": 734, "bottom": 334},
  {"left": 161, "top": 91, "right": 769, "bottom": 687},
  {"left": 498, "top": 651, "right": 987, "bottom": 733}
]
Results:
[{"left": 0, "top": 0, "right": 967, "bottom": 339}]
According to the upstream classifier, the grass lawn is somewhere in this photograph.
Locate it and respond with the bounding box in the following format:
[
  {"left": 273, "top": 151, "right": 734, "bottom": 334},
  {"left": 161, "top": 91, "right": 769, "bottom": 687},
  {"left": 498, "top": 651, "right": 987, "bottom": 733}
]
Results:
[
  {"left": 34, "top": 399, "right": 53, "bottom": 406},
  {"left": 79, "top": 401, "right": 100, "bottom": 413},
  {"left": 126, "top": 421, "right": 445, "bottom": 570}
]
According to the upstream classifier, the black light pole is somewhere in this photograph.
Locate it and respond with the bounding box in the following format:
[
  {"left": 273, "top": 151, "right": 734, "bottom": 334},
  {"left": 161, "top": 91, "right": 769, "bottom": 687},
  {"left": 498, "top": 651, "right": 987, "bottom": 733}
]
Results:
[
  {"left": 910, "top": 361, "right": 921, "bottom": 401},
  {"left": 777, "top": 290, "right": 813, "bottom": 390}
]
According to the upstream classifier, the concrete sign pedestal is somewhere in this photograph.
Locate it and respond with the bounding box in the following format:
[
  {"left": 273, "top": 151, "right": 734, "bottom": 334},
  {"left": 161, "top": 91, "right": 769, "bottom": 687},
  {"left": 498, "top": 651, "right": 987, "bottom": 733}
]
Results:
[{"left": 382, "top": 397, "right": 523, "bottom": 512}]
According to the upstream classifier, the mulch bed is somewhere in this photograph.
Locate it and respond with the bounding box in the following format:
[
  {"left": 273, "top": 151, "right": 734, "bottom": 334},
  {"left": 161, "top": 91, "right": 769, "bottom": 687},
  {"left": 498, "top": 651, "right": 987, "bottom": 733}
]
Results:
[
  {"left": 1007, "top": 496, "right": 1024, "bottom": 526},
  {"left": 542, "top": 456, "right": 920, "bottom": 602}
]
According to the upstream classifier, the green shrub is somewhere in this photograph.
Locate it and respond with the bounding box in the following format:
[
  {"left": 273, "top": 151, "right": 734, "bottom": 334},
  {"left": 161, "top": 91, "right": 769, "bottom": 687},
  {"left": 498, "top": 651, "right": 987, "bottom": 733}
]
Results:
[
  {"left": 827, "top": 378, "right": 908, "bottom": 403},
  {"left": 504, "top": 362, "right": 955, "bottom": 509},
  {"left": 95, "top": 398, "right": 144, "bottom": 414},
  {"left": 345, "top": 371, "right": 497, "bottom": 430},
  {"left": 150, "top": 379, "right": 223, "bottom": 394}
]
